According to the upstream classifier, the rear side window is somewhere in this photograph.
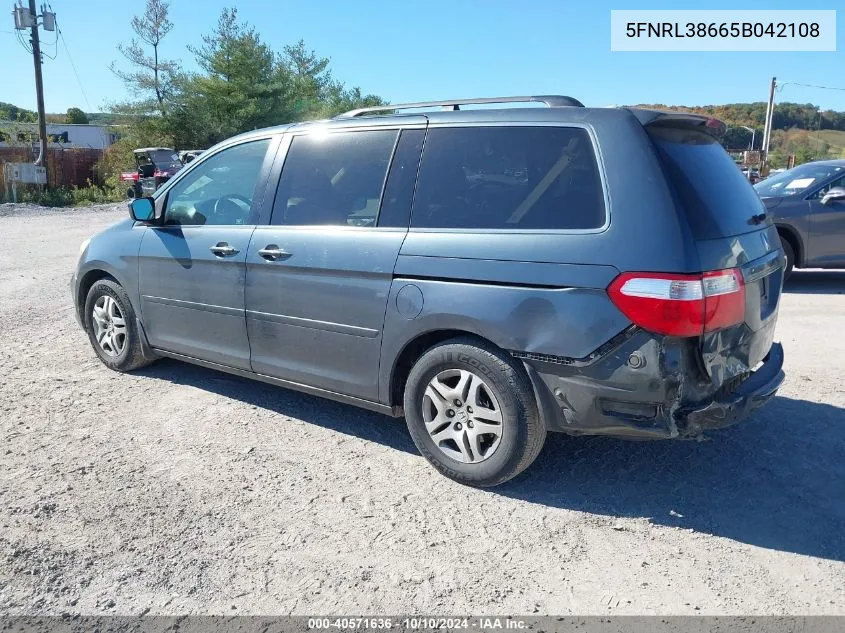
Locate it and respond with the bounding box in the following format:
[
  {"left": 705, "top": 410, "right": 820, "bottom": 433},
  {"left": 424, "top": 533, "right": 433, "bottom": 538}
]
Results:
[
  {"left": 411, "top": 127, "right": 606, "bottom": 230},
  {"left": 649, "top": 125, "right": 766, "bottom": 239},
  {"left": 271, "top": 130, "right": 397, "bottom": 227}
]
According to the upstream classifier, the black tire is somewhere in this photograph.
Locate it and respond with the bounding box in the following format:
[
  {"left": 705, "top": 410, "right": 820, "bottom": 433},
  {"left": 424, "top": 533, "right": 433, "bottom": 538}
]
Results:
[
  {"left": 83, "top": 279, "right": 154, "bottom": 372},
  {"left": 781, "top": 238, "right": 795, "bottom": 280},
  {"left": 403, "top": 337, "right": 546, "bottom": 487}
]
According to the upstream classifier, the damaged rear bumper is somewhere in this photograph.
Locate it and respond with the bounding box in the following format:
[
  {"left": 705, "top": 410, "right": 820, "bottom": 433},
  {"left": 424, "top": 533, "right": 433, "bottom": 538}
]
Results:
[
  {"left": 679, "top": 342, "right": 784, "bottom": 435},
  {"left": 522, "top": 328, "right": 785, "bottom": 440}
]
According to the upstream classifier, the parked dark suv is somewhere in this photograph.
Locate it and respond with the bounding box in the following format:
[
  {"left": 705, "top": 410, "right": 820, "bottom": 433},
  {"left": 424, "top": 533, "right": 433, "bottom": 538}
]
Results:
[
  {"left": 72, "top": 96, "right": 786, "bottom": 487},
  {"left": 754, "top": 159, "right": 845, "bottom": 277}
]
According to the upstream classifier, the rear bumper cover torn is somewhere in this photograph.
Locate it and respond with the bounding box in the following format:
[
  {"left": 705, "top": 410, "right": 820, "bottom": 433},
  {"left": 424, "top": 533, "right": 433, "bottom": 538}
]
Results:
[
  {"left": 524, "top": 328, "right": 785, "bottom": 440},
  {"left": 680, "top": 342, "right": 784, "bottom": 435}
]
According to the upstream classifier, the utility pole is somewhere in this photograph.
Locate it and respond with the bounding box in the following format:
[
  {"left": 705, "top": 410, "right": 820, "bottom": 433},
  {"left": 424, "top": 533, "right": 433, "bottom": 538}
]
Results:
[
  {"left": 761, "top": 76, "right": 776, "bottom": 176},
  {"left": 28, "top": 0, "right": 48, "bottom": 185},
  {"left": 12, "top": 1, "right": 55, "bottom": 188}
]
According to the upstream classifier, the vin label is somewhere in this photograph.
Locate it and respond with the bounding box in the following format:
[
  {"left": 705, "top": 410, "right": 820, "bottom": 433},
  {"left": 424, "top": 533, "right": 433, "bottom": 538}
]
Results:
[{"left": 610, "top": 10, "right": 836, "bottom": 51}]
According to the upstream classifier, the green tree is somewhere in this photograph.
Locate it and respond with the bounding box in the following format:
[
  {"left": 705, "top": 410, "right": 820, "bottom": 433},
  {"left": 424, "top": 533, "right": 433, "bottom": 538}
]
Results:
[
  {"left": 279, "top": 41, "right": 385, "bottom": 119},
  {"left": 106, "top": 3, "right": 386, "bottom": 158},
  {"left": 110, "top": 0, "right": 180, "bottom": 117},
  {"left": 65, "top": 107, "right": 89, "bottom": 124},
  {"left": 721, "top": 126, "right": 759, "bottom": 150},
  {"left": 184, "top": 8, "right": 288, "bottom": 145},
  {"left": 0, "top": 102, "right": 36, "bottom": 122}
]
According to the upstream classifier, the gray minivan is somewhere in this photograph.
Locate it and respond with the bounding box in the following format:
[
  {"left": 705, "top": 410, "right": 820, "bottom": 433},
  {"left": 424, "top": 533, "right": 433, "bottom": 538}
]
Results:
[{"left": 72, "top": 96, "right": 786, "bottom": 487}]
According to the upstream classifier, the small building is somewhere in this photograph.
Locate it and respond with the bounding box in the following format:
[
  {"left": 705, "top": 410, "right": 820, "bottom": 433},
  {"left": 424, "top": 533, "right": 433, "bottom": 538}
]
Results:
[{"left": 0, "top": 122, "right": 119, "bottom": 149}]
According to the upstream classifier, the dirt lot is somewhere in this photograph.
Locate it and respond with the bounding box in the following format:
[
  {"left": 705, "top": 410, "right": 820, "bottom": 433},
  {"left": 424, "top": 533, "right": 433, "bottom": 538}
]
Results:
[{"left": 1, "top": 202, "right": 844, "bottom": 615}]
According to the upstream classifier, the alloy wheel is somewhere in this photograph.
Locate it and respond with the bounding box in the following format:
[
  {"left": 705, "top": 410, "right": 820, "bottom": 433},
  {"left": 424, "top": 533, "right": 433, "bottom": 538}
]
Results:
[
  {"left": 91, "top": 295, "right": 127, "bottom": 357},
  {"left": 421, "top": 368, "right": 504, "bottom": 464}
]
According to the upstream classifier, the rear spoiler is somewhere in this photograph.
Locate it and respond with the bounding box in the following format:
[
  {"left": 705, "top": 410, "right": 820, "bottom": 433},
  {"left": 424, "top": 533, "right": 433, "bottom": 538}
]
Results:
[{"left": 626, "top": 108, "right": 727, "bottom": 138}]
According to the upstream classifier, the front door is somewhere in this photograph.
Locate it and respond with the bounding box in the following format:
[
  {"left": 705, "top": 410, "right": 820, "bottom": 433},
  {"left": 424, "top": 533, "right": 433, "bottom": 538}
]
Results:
[
  {"left": 245, "top": 126, "right": 425, "bottom": 400},
  {"left": 806, "top": 173, "right": 845, "bottom": 268},
  {"left": 138, "top": 137, "right": 276, "bottom": 369}
]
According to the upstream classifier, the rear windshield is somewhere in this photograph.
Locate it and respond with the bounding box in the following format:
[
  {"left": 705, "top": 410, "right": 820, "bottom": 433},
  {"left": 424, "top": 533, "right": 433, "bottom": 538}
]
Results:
[
  {"left": 149, "top": 150, "right": 182, "bottom": 169},
  {"left": 649, "top": 126, "right": 766, "bottom": 239}
]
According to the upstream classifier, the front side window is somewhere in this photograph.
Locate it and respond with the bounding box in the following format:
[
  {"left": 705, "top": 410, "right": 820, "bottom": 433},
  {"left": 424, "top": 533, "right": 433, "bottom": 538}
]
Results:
[
  {"left": 411, "top": 126, "right": 606, "bottom": 230},
  {"left": 808, "top": 174, "right": 845, "bottom": 200},
  {"left": 164, "top": 139, "right": 271, "bottom": 226},
  {"left": 271, "top": 130, "right": 397, "bottom": 227}
]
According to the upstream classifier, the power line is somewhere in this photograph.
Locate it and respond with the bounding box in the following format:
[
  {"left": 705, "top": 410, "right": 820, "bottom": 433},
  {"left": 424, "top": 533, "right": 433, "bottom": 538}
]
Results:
[
  {"left": 15, "top": 28, "right": 33, "bottom": 54},
  {"left": 56, "top": 24, "right": 92, "bottom": 110},
  {"left": 40, "top": 24, "right": 59, "bottom": 60},
  {"left": 41, "top": 33, "right": 58, "bottom": 60},
  {"left": 777, "top": 81, "right": 845, "bottom": 93},
  {"left": 38, "top": 3, "right": 88, "bottom": 108}
]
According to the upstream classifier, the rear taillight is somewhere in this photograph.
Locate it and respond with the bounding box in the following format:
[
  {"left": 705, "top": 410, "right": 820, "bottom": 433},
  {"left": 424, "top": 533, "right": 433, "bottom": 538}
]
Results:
[{"left": 607, "top": 269, "right": 745, "bottom": 337}]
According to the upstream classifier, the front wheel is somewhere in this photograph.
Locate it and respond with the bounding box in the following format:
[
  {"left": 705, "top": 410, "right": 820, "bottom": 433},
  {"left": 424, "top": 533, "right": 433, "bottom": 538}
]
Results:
[
  {"left": 403, "top": 338, "right": 546, "bottom": 487},
  {"left": 84, "top": 279, "right": 155, "bottom": 372}
]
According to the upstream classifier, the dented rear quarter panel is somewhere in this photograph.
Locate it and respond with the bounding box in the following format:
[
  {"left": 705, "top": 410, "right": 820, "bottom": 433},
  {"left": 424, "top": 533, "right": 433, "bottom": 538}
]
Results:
[{"left": 378, "top": 277, "right": 633, "bottom": 405}]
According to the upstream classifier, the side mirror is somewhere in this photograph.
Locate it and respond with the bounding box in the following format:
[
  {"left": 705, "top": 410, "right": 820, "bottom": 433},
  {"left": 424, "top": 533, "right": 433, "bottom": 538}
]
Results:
[
  {"left": 821, "top": 187, "right": 845, "bottom": 206},
  {"left": 129, "top": 197, "right": 156, "bottom": 222}
]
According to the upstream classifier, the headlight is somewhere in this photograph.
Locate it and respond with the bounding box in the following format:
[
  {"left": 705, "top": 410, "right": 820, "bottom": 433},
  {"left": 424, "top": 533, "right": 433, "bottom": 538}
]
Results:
[{"left": 79, "top": 238, "right": 91, "bottom": 257}]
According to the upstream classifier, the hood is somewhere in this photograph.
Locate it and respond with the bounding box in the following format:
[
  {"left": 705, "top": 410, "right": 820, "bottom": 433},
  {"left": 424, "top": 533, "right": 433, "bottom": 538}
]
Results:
[{"left": 760, "top": 197, "right": 783, "bottom": 210}]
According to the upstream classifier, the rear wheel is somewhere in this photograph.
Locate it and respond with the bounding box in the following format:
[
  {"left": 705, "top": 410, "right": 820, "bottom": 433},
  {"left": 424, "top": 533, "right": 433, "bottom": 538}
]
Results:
[
  {"left": 84, "top": 279, "right": 154, "bottom": 372},
  {"left": 403, "top": 338, "right": 546, "bottom": 487}
]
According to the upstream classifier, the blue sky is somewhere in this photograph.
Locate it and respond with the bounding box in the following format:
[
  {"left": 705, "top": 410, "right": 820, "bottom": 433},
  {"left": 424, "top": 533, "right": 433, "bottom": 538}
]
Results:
[{"left": 1, "top": 0, "right": 843, "bottom": 114}]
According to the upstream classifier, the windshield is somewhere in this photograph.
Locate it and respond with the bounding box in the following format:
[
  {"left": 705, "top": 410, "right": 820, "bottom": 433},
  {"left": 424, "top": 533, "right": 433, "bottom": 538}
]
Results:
[{"left": 755, "top": 163, "right": 845, "bottom": 198}]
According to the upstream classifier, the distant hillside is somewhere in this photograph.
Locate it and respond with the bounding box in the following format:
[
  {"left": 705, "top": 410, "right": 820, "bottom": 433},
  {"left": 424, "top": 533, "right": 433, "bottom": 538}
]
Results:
[
  {"left": 0, "top": 101, "right": 37, "bottom": 123},
  {"left": 814, "top": 129, "right": 845, "bottom": 154},
  {"left": 0, "top": 102, "right": 118, "bottom": 125},
  {"left": 3, "top": 99, "right": 842, "bottom": 164},
  {"left": 634, "top": 102, "right": 845, "bottom": 134},
  {"left": 5, "top": 99, "right": 843, "bottom": 134}
]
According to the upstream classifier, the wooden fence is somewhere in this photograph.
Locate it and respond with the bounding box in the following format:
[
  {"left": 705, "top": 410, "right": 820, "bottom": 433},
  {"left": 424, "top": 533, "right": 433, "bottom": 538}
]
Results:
[{"left": 0, "top": 147, "right": 104, "bottom": 188}]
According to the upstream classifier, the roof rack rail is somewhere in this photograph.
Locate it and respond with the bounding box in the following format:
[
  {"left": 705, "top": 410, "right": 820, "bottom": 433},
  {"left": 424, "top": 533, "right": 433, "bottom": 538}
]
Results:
[{"left": 335, "top": 95, "right": 585, "bottom": 118}]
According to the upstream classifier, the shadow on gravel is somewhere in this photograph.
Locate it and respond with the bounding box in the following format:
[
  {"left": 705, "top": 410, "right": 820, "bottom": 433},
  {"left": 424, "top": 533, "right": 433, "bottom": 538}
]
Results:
[
  {"left": 138, "top": 360, "right": 845, "bottom": 561},
  {"left": 498, "top": 395, "right": 845, "bottom": 562},
  {"left": 137, "top": 359, "right": 417, "bottom": 455},
  {"left": 783, "top": 270, "right": 845, "bottom": 294}
]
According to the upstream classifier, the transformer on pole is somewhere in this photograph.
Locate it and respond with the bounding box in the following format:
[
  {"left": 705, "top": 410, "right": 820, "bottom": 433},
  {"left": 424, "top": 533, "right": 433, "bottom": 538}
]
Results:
[{"left": 11, "top": 0, "right": 56, "bottom": 188}]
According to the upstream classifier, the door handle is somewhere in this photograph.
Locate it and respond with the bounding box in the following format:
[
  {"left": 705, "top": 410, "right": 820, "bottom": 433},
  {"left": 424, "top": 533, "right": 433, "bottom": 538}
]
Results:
[
  {"left": 209, "top": 242, "right": 239, "bottom": 257},
  {"left": 258, "top": 245, "right": 291, "bottom": 261}
]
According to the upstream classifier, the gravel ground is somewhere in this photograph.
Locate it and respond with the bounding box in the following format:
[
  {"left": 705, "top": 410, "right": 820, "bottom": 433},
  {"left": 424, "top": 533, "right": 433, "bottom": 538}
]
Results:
[{"left": 1, "top": 202, "right": 844, "bottom": 616}]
